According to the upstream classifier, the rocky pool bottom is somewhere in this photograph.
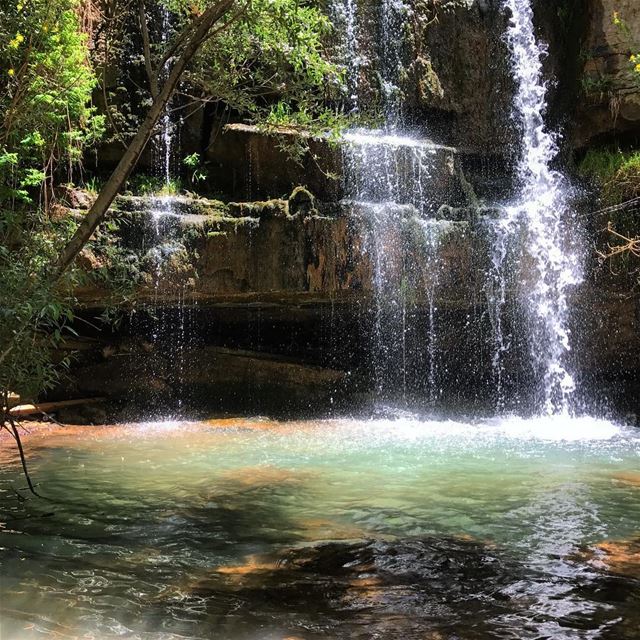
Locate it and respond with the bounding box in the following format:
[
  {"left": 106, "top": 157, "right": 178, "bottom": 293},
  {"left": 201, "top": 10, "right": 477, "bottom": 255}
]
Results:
[{"left": 0, "top": 413, "right": 639, "bottom": 640}]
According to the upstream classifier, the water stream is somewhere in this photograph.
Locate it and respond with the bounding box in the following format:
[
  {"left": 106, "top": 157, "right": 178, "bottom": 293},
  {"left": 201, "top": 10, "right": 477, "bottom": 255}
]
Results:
[
  {"left": 333, "top": 0, "right": 450, "bottom": 401},
  {"left": 330, "top": 0, "right": 585, "bottom": 415}
]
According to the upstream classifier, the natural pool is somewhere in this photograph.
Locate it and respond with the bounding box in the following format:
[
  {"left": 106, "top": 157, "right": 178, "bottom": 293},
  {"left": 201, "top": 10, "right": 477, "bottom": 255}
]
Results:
[{"left": 1, "top": 413, "right": 639, "bottom": 639}]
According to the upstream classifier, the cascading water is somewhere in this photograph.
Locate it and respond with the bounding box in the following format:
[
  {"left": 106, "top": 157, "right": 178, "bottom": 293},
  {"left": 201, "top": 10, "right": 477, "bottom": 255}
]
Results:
[
  {"left": 328, "top": 0, "right": 361, "bottom": 110},
  {"left": 332, "top": 0, "right": 449, "bottom": 402},
  {"left": 332, "top": 0, "right": 584, "bottom": 414},
  {"left": 379, "top": 0, "right": 406, "bottom": 124},
  {"left": 484, "top": 216, "right": 516, "bottom": 411},
  {"left": 501, "top": 0, "right": 583, "bottom": 415},
  {"left": 133, "top": 2, "right": 193, "bottom": 411}
]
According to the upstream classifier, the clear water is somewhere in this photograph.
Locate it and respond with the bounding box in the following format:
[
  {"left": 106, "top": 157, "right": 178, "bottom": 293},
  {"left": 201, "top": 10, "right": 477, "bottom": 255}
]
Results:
[{"left": 1, "top": 415, "right": 639, "bottom": 639}]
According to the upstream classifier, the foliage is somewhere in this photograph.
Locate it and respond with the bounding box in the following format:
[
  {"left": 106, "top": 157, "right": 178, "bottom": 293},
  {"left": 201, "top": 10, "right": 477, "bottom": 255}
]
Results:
[
  {"left": 0, "top": 215, "right": 77, "bottom": 399},
  {"left": 578, "top": 148, "right": 640, "bottom": 205},
  {"left": 182, "top": 152, "right": 208, "bottom": 187},
  {"left": 100, "top": 0, "right": 345, "bottom": 157},
  {"left": 187, "top": 0, "right": 341, "bottom": 119},
  {"left": 0, "top": 0, "right": 103, "bottom": 400},
  {"left": 612, "top": 11, "right": 640, "bottom": 84},
  {"left": 126, "top": 174, "right": 183, "bottom": 196},
  {"left": 579, "top": 148, "right": 640, "bottom": 287},
  {"left": 0, "top": 0, "right": 104, "bottom": 202}
]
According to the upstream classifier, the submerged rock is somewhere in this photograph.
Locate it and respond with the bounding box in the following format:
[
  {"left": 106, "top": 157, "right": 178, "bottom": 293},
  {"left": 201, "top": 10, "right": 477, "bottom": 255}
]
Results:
[
  {"left": 181, "top": 536, "right": 521, "bottom": 639},
  {"left": 574, "top": 537, "right": 640, "bottom": 579}
]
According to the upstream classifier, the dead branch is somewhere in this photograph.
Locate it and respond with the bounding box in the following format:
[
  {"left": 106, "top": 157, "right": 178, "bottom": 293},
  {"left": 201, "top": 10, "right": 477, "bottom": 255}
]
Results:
[{"left": 597, "top": 221, "right": 640, "bottom": 260}]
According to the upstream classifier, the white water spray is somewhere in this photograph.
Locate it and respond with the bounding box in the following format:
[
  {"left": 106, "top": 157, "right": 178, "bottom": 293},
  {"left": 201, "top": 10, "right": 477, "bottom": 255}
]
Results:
[
  {"left": 503, "top": 0, "right": 582, "bottom": 415},
  {"left": 330, "top": 0, "right": 445, "bottom": 401},
  {"left": 329, "top": 0, "right": 362, "bottom": 110}
]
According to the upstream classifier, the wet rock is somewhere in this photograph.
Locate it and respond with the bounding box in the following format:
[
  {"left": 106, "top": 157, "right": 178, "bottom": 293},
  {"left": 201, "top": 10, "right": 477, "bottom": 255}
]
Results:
[
  {"left": 56, "top": 403, "right": 108, "bottom": 425},
  {"left": 70, "top": 352, "right": 173, "bottom": 404},
  {"left": 186, "top": 536, "right": 522, "bottom": 639},
  {"left": 575, "top": 0, "right": 640, "bottom": 146},
  {"left": 141, "top": 243, "right": 197, "bottom": 291},
  {"left": 574, "top": 537, "right": 640, "bottom": 578},
  {"left": 216, "top": 465, "right": 311, "bottom": 489},
  {"left": 288, "top": 186, "right": 316, "bottom": 216},
  {"left": 56, "top": 185, "right": 96, "bottom": 209},
  {"left": 612, "top": 472, "right": 640, "bottom": 487},
  {"left": 179, "top": 346, "right": 347, "bottom": 409},
  {"left": 206, "top": 123, "right": 343, "bottom": 201},
  {"left": 206, "top": 123, "right": 459, "bottom": 203}
]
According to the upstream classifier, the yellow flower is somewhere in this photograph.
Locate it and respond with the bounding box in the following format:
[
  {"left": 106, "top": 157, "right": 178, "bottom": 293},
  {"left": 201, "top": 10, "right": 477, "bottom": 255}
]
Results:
[
  {"left": 635, "top": 63, "right": 640, "bottom": 73},
  {"left": 15, "top": 32, "right": 24, "bottom": 43},
  {"left": 8, "top": 68, "right": 15, "bottom": 76},
  {"left": 17, "top": 2, "right": 23, "bottom": 9}
]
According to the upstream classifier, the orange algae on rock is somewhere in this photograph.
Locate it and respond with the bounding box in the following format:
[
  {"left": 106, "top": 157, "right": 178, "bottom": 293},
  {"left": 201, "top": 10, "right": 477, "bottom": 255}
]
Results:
[
  {"left": 612, "top": 472, "right": 640, "bottom": 488},
  {"left": 576, "top": 537, "right": 640, "bottom": 578}
]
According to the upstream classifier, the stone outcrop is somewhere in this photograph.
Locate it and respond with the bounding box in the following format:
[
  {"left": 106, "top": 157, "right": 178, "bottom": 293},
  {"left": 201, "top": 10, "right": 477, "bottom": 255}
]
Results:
[
  {"left": 74, "top": 189, "right": 481, "bottom": 310},
  {"left": 575, "top": 0, "right": 640, "bottom": 146},
  {"left": 61, "top": 342, "right": 348, "bottom": 413},
  {"left": 60, "top": 189, "right": 640, "bottom": 415},
  {"left": 206, "top": 123, "right": 459, "bottom": 202}
]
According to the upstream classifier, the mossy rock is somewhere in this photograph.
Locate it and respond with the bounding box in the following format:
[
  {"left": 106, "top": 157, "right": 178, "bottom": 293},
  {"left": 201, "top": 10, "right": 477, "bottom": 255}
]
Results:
[{"left": 289, "top": 186, "right": 316, "bottom": 216}]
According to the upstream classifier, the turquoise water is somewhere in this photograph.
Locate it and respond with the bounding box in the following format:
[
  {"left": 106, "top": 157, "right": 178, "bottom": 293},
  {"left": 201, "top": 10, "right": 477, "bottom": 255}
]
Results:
[{"left": 1, "top": 413, "right": 639, "bottom": 639}]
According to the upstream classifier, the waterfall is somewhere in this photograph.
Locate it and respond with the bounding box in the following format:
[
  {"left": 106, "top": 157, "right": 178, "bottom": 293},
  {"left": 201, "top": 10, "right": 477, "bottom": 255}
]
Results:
[
  {"left": 339, "top": 131, "right": 444, "bottom": 402},
  {"left": 158, "top": 5, "right": 177, "bottom": 185},
  {"left": 329, "top": 0, "right": 584, "bottom": 413},
  {"left": 132, "top": 3, "right": 192, "bottom": 412},
  {"left": 379, "top": 0, "right": 408, "bottom": 125},
  {"left": 329, "top": 0, "right": 361, "bottom": 110},
  {"left": 502, "top": 0, "right": 582, "bottom": 415},
  {"left": 331, "top": 0, "right": 447, "bottom": 402}
]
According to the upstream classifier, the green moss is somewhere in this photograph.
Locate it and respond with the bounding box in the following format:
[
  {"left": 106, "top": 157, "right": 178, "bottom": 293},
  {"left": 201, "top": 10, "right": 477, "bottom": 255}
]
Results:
[
  {"left": 126, "top": 174, "right": 183, "bottom": 196},
  {"left": 578, "top": 148, "right": 640, "bottom": 205}
]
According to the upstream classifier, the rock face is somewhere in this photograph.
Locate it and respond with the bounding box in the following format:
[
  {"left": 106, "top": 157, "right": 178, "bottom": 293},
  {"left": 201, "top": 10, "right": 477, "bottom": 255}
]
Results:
[
  {"left": 78, "top": 197, "right": 490, "bottom": 319},
  {"left": 409, "top": 0, "right": 514, "bottom": 152},
  {"left": 62, "top": 342, "right": 348, "bottom": 414},
  {"left": 73, "top": 1, "right": 640, "bottom": 414},
  {"left": 575, "top": 0, "right": 640, "bottom": 146},
  {"left": 206, "top": 123, "right": 459, "bottom": 202},
  {"left": 61, "top": 188, "right": 640, "bottom": 415}
]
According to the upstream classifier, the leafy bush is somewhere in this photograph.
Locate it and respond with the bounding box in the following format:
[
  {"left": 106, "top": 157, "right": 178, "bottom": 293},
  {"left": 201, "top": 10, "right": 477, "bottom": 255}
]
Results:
[{"left": 0, "top": 0, "right": 102, "bottom": 401}]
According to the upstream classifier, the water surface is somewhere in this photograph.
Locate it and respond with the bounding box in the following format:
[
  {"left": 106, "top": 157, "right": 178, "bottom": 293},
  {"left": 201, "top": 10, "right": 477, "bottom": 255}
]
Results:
[{"left": 1, "top": 414, "right": 639, "bottom": 639}]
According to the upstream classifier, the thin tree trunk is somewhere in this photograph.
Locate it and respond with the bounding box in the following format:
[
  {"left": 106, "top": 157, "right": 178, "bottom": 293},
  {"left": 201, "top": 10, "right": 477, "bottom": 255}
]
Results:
[
  {"left": 139, "top": 0, "right": 159, "bottom": 99},
  {"left": 54, "top": 0, "right": 235, "bottom": 279}
]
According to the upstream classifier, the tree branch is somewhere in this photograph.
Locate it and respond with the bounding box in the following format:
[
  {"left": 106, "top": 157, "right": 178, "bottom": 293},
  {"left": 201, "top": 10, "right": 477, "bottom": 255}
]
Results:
[{"left": 139, "top": 0, "right": 159, "bottom": 98}]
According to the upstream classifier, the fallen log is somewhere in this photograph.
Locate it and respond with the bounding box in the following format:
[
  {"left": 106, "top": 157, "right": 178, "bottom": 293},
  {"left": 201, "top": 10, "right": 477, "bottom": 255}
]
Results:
[
  {"left": 7, "top": 392, "right": 20, "bottom": 408},
  {"left": 8, "top": 397, "right": 106, "bottom": 417}
]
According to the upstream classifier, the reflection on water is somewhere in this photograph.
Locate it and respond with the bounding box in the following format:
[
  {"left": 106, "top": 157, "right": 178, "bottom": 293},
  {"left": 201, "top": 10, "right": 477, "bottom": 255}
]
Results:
[{"left": 0, "top": 414, "right": 639, "bottom": 639}]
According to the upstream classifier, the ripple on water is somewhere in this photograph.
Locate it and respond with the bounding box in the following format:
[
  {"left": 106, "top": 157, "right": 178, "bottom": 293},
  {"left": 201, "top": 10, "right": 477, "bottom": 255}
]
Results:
[{"left": 0, "top": 414, "right": 638, "bottom": 639}]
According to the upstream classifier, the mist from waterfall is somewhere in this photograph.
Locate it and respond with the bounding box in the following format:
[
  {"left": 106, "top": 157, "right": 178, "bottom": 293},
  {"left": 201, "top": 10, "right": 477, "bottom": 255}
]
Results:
[{"left": 502, "top": 0, "right": 582, "bottom": 415}]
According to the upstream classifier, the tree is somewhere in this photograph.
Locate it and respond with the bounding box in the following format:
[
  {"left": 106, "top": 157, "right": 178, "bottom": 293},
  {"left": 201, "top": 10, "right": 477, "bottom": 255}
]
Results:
[
  {"left": 55, "top": 0, "right": 340, "bottom": 276},
  {"left": 1, "top": 0, "right": 339, "bottom": 493},
  {"left": 1, "top": 0, "right": 103, "bottom": 398},
  {"left": 1, "top": 0, "right": 104, "bottom": 493},
  {"left": 54, "top": 0, "right": 236, "bottom": 275}
]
